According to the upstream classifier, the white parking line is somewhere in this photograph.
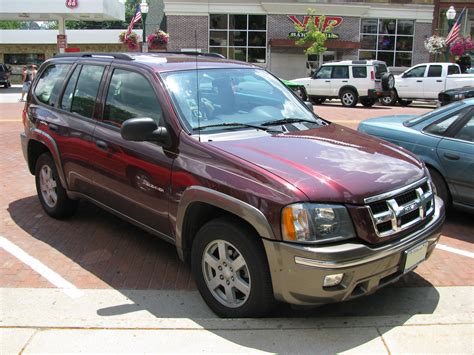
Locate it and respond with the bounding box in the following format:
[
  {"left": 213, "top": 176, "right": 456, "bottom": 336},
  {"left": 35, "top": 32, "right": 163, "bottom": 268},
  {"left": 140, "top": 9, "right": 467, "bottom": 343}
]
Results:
[
  {"left": 0, "top": 236, "right": 84, "bottom": 298},
  {"left": 436, "top": 243, "right": 474, "bottom": 259}
]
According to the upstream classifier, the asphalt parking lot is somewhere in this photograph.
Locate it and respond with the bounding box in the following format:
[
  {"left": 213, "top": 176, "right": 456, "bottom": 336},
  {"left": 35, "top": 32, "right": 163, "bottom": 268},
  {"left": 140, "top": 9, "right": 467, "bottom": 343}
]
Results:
[{"left": 1, "top": 86, "right": 473, "bottom": 353}]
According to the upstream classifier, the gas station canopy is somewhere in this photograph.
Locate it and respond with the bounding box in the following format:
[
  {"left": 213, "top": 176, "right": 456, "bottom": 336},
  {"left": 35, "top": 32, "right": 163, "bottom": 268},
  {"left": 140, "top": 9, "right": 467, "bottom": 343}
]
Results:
[{"left": 0, "top": 0, "right": 125, "bottom": 22}]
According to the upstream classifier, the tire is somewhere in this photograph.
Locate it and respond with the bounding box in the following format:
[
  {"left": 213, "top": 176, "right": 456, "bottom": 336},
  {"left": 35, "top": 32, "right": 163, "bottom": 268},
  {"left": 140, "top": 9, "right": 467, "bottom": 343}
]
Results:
[
  {"left": 428, "top": 167, "right": 451, "bottom": 210},
  {"left": 340, "top": 89, "right": 358, "bottom": 107},
  {"left": 191, "top": 217, "right": 275, "bottom": 318},
  {"left": 398, "top": 99, "right": 412, "bottom": 107},
  {"left": 381, "top": 73, "right": 395, "bottom": 91},
  {"left": 293, "top": 86, "right": 307, "bottom": 101},
  {"left": 360, "top": 98, "right": 376, "bottom": 107},
  {"left": 310, "top": 97, "right": 325, "bottom": 105},
  {"left": 35, "top": 153, "right": 78, "bottom": 219},
  {"left": 380, "top": 90, "right": 398, "bottom": 106}
]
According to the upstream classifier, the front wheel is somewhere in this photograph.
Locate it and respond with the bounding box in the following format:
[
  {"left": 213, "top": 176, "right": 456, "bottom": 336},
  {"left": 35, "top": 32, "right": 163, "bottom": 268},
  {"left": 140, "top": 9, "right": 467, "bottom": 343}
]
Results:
[
  {"left": 340, "top": 89, "right": 358, "bottom": 107},
  {"left": 428, "top": 168, "right": 451, "bottom": 210},
  {"left": 360, "top": 98, "right": 376, "bottom": 107},
  {"left": 398, "top": 99, "right": 412, "bottom": 107},
  {"left": 292, "top": 86, "right": 307, "bottom": 101},
  {"left": 191, "top": 217, "right": 275, "bottom": 318}
]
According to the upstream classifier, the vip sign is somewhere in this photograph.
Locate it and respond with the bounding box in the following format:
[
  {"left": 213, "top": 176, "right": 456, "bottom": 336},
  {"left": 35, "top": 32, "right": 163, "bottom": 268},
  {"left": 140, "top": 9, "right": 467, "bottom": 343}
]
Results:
[
  {"left": 288, "top": 15, "right": 343, "bottom": 32},
  {"left": 66, "top": 0, "right": 78, "bottom": 9}
]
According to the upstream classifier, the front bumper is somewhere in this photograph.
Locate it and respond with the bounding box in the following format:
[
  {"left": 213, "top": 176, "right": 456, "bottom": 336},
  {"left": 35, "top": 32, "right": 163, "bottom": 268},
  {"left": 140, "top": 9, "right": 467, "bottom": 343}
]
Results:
[{"left": 263, "top": 196, "right": 445, "bottom": 305}]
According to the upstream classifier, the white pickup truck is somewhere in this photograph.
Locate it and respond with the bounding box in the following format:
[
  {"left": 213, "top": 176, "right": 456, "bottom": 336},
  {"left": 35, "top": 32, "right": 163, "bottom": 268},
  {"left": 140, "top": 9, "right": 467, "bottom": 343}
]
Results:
[{"left": 383, "top": 63, "right": 474, "bottom": 106}]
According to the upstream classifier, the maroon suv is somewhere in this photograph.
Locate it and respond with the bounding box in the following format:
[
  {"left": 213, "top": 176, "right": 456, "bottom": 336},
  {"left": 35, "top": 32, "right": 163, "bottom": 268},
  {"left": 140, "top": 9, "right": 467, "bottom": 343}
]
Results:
[{"left": 21, "top": 53, "right": 445, "bottom": 317}]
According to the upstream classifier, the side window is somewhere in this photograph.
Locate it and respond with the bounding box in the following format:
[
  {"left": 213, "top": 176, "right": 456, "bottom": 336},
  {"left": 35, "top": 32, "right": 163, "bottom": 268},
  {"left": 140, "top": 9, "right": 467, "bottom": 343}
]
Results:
[
  {"left": 315, "top": 66, "right": 332, "bottom": 79},
  {"left": 34, "top": 64, "right": 71, "bottom": 106},
  {"left": 70, "top": 65, "right": 105, "bottom": 119},
  {"left": 427, "top": 65, "right": 442, "bottom": 77},
  {"left": 352, "top": 66, "right": 367, "bottom": 78},
  {"left": 424, "top": 110, "right": 465, "bottom": 136},
  {"left": 405, "top": 66, "right": 426, "bottom": 78},
  {"left": 60, "top": 65, "right": 80, "bottom": 111},
  {"left": 448, "top": 65, "right": 460, "bottom": 75},
  {"left": 454, "top": 113, "right": 474, "bottom": 142},
  {"left": 103, "top": 69, "right": 162, "bottom": 127},
  {"left": 332, "top": 66, "right": 349, "bottom": 79}
]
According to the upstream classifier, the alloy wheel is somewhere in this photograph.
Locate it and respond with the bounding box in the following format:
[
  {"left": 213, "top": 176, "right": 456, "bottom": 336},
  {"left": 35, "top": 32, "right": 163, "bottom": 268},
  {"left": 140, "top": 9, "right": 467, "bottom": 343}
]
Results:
[{"left": 39, "top": 165, "right": 58, "bottom": 208}]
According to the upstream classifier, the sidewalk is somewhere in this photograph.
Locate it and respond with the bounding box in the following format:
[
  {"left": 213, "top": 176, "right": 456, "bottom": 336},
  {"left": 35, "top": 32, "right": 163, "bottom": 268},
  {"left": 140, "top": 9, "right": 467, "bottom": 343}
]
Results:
[{"left": 1, "top": 286, "right": 473, "bottom": 354}]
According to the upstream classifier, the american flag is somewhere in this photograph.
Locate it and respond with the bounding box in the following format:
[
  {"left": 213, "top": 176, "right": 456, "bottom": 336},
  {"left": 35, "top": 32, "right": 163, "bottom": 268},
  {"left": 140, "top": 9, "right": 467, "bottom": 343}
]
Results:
[
  {"left": 125, "top": 5, "right": 142, "bottom": 38},
  {"left": 445, "top": 7, "right": 466, "bottom": 46}
]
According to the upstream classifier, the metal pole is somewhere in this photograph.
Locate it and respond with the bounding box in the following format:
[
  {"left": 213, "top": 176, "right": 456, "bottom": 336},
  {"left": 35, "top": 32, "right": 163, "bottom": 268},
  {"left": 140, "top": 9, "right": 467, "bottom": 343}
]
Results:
[
  {"left": 58, "top": 17, "right": 66, "bottom": 54},
  {"left": 445, "top": 19, "right": 454, "bottom": 62},
  {"left": 142, "top": 12, "right": 148, "bottom": 52}
]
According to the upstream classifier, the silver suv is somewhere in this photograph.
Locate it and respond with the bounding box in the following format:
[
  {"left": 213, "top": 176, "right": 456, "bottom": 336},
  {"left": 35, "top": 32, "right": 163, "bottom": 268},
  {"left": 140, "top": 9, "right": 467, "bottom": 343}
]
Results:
[{"left": 291, "top": 60, "right": 394, "bottom": 107}]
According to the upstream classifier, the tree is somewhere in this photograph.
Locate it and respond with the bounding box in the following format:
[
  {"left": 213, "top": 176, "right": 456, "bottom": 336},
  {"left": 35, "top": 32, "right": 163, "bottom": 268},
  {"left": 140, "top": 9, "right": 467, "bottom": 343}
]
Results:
[
  {"left": 0, "top": 21, "right": 23, "bottom": 29},
  {"left": 293, "top": 9, "right": 334, "bottom": 56}
]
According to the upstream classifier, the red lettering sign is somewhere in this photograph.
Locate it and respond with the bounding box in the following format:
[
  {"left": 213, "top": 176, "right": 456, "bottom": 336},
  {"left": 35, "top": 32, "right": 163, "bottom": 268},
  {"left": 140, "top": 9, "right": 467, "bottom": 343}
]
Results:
[
  {"left": 66, "top": 0, "right": 78, "bottom": 9},
  {"left": 288, "top": 15, "right": 343, "bottom": 32}
]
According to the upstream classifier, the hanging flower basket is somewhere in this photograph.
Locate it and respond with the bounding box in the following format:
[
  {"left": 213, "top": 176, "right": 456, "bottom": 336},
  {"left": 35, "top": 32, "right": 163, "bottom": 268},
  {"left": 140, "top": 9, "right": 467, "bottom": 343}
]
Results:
[
  {"left": 147, "top": 29, "right": 170, "bottom": 50},
  {"left": 424, "top": 35, "right": 446, "bottom": 55},
  {"left": 450, "top": 37, "right": 474, "bottom": 57},
  {"left": 119, "top": 31, "right": 140, "bottom": 51}
]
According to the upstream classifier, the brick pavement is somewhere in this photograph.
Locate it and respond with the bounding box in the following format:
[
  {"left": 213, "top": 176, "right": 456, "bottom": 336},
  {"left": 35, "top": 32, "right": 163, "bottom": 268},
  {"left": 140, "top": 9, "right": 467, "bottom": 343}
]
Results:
[{"left": 0, "top": 101, "right": 472, "bottom": 291}]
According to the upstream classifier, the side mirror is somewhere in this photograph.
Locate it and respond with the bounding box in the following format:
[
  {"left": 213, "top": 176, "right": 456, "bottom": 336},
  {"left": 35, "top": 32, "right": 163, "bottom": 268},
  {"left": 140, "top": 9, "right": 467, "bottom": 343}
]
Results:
[
  {"left": 121, "top": 117, "right": 168, "bottom": 143},
  {"left": 304, "top": 101, "right": 314, "bottom": 111},
  {"left": 401, "top": 73, "right": 407, "bottom": 78}
]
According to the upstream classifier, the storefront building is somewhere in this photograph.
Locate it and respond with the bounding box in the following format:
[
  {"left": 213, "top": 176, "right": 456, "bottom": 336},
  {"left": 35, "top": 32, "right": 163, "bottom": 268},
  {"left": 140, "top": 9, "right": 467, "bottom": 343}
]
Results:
[{"left": 164, "top": 0, "right": 435, "bottom": 79}]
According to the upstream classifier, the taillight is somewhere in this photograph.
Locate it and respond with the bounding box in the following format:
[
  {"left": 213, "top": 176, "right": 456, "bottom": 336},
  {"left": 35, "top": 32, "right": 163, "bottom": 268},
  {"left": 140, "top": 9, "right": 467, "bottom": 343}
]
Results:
[{"left": 370, "top": 70, "right": 375, "bottom": 81}]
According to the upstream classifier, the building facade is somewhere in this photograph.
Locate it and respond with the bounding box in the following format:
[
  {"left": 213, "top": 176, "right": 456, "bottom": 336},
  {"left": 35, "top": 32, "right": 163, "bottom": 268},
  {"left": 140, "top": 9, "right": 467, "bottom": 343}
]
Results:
[{"left": 164, "top": 0, "right": 435, "bottom": 79}]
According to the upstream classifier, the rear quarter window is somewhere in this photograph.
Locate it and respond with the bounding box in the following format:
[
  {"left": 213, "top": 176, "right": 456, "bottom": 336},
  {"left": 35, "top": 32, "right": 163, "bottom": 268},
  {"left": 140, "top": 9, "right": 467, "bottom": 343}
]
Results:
[
  {"left": 352, "top": 66, "right": 367, "bottom": 78},
  {"left": 34, "top": 64, "right": 71, "bottom": 106}
]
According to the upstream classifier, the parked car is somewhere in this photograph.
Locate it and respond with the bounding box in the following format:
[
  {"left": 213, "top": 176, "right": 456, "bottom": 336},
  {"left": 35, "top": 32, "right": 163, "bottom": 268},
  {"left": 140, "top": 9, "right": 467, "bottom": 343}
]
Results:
[
  {"left": 438, "top": 86, "right": 474, "bottom": 106},
  {"left": 21, "top": 52, "right": 444, "bottom": 317},
  {"left": 281, "top": 78, "right": 308, "bottom": 101},
  {"left": 382, "top": 63, "right": 474, "bottom": 106},
  {"left": 0, "top": 63, "right": 11, "bottom": 88},
  {"left": 290, "top": 60, "right": 395, "bottom": 107},
  {"left": 358, "top": 99, "right": 474, "bottom": 213}
]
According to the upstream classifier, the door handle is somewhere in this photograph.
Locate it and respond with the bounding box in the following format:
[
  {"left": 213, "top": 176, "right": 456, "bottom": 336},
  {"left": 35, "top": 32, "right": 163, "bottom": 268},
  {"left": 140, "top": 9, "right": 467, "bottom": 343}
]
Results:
[
  {"left": 443, "top": 152, "right": 460, "bottom": 160},
  {"left": 48, "top": 123, "right": 58, "bottom": 132},
  {"left": 342, "top": 80, "right": 348, "bottom": 83},
  {"left": 436, "top": 80, "right": 442, "bottom": 82},
  {"left": 416, "top": 80, "right": 423, "bottom": 82},
  {"left": 95, "top": 140, "right": 108, "bottom": 151},
  {"left": 325, "top": 80, "right": 331, "bottom": 83}
]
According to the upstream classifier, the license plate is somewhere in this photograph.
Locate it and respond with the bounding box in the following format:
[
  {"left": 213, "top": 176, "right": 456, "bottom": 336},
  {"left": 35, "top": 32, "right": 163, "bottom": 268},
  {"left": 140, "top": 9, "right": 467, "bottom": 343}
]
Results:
[{"left": 404, "top": 242, "right": 428, "bottom": 273}]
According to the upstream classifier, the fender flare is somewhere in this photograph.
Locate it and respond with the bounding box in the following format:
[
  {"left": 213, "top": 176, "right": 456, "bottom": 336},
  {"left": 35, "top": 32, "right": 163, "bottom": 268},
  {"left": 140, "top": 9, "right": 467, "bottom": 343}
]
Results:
[
  {"left": 338, "top": 85, "right": 358, "bottom": 97},
  {"left": 175, "top": 186, "right": 276, "bottom": 260},
  {"left": 30, "top": 128, "right": 68, "bottom": 189}
]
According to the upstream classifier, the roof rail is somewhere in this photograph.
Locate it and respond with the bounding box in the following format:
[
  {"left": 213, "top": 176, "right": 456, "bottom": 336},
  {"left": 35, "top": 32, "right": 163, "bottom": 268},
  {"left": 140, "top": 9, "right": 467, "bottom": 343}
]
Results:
[
  {"left": 352, "top": 60, "right": 367, "bottom": 64},
  {"left": 151, "top": 51, "right": 226, "bottom": 59},
  {"left": 54, "top": 53, "right": 134, "bottom": 60}
]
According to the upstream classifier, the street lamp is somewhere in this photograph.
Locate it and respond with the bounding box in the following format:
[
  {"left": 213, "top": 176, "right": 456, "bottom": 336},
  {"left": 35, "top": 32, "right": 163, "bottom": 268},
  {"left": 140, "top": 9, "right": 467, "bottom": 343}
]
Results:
[
  {"left": 140, "top": 0, "right": 149, "bottom": 52},
  {"left": 445, "top": 6, "right": 456, "bottom": 61}
]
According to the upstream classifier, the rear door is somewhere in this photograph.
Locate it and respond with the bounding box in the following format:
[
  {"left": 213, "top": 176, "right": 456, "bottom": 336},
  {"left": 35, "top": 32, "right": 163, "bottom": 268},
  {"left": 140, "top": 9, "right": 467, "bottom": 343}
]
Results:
[
  {"left": 423, "top": 64, "right": 445, "bottom": 99},
  {"left": 330, "top": 65, "right": 349, "bottom": 96},
  {"left": 91, "top": 65, "right": 175, "bottom": 237}
]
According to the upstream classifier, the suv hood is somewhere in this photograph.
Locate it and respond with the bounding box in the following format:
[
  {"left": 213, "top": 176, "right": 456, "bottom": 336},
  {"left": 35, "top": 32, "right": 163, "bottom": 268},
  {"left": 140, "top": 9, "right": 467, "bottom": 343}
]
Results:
[{"left": 208, "top": 124, "right": 424, "bottom": 205}]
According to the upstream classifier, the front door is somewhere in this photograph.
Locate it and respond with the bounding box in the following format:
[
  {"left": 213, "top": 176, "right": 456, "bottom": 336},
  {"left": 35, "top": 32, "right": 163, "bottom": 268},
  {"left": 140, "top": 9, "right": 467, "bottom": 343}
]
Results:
[
  {"left": 309, "top": 65, "right": 332, "bottom": 96},
  {"left": 91, "top": 67, "right": 175, "bottom": 238},
  {"left": 398, "top": 65, "right": 426, "bottom": 99}
]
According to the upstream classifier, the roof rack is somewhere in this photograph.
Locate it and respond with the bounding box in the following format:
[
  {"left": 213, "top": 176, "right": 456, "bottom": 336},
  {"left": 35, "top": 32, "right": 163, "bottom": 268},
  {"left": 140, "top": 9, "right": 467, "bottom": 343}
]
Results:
[
  {"left": 352, "top": 60, "right": 368, "bottom": 64},
  {"left": 142, "top": 51, "right": 225, "bottom": 59},
  {"left": 54, "top": 53, "right": 134, "bottom": 60}
]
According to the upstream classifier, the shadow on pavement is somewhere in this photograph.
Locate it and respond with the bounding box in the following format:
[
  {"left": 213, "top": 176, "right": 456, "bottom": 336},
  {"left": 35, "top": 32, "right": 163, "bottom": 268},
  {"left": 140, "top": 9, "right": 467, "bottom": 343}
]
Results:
[{"left": 8, "top": 196, "right": 442, "bottom": 353}]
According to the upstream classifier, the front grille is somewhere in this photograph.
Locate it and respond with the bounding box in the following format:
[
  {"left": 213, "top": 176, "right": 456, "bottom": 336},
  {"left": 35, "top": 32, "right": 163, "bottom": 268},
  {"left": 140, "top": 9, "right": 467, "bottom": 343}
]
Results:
[{"left": 366, "top": 178, "right": 434, "bottom": 238}]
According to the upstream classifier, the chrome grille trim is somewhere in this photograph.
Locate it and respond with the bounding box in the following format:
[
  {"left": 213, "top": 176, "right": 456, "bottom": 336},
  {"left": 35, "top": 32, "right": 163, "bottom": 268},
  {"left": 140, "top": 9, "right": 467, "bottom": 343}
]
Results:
[{"left": 366, "top": 178, "right": 435, "bottom": 238}]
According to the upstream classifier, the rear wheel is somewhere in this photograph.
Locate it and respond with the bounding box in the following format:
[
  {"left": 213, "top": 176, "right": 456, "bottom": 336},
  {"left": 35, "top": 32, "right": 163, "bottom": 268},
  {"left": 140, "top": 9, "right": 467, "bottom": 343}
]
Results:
[
  {"left": 398, "top": 99, "right": 412, "bottom": 107},
  {"left": 340, "top": 89, "right": 358, "bottom": 107},
  {"left": 35, "top": 153, "right": 78, "bottom": 219},
  {"left": 191, "top": 217, "right": 275, "bottom": 318},
  {"left": 360, "top": 97, "right": 376, "bottom": 107}
]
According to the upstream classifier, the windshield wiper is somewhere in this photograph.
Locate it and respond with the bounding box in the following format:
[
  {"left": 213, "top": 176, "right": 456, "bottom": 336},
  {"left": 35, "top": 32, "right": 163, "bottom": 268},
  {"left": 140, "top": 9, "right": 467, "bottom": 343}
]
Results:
[
  {"left": 195, "top": 122, "right": 282, "bottom": 133},
  {"left": 261, "top": 118, "right": 327, "bottom": 126}
]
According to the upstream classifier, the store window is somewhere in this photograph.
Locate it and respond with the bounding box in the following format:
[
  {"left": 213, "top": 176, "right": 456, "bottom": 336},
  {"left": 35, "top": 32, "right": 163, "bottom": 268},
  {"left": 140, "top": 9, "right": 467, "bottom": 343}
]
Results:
[
  {"left": 359, "top": 18, "right": 415, "bottom": 67},
  {"left": 209, "top": 14, "right": 267, "bottom": 63}
]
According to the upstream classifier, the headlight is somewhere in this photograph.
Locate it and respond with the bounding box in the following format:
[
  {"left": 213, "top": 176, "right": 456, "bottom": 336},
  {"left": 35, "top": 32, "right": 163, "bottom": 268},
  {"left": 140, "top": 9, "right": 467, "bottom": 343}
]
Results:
[{"left": 281, "top": 203, "right": 356, "bottom": 244}]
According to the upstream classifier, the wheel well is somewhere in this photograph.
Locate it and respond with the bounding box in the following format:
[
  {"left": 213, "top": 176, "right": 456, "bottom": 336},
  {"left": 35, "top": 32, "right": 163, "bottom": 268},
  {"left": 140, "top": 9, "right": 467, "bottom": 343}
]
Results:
[
  {"left": 27, "top": 140, "right": 50, "bottom": 175},
  {"left": 338, "top": 86, "right": 358, "bottom": 97},
  {"left": 180, "top": 202, "right": 259, "bottom": 264}
]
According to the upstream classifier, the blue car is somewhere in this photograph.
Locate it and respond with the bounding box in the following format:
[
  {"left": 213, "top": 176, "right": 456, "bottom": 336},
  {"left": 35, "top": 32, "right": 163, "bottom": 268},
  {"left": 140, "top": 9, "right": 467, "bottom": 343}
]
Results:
[{"left": 358, "top": 99, "right": 474, "bottom": 212}]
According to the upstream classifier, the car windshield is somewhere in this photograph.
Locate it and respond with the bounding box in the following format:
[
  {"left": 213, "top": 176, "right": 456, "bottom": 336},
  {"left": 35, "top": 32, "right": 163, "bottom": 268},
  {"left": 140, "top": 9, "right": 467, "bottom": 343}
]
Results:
[
  {"left": 403, "top": 101, "right": 465, "bottom": 127},
  {"left": 162, "top": 68, "right": 323, "bottom": 133}
]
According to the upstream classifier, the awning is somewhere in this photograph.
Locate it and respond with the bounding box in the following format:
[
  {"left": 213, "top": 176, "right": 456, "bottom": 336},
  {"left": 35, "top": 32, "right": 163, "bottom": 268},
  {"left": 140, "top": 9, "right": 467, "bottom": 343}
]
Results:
[{"left": 269, "top": 39, "right": 360, "bottom": 50}]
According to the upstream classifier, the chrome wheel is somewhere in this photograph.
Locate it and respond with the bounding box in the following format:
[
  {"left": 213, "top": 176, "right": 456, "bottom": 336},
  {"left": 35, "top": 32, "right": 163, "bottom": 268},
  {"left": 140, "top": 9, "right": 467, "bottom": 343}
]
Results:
[
  {"left": 382, "top": 95, "right": 393, "bottom": 105},
  {"left": 342, "top": 92, "right": 355, "bottom": 106},
  {"left": 202, "top": 239, "right": 251, "bottom": 308},
  {"left": 39, "top": 165, "right": 58, "bottom": 208}
]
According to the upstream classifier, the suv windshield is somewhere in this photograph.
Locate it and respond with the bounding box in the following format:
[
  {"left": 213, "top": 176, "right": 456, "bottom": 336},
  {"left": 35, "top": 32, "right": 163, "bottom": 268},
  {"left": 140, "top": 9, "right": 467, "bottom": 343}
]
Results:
[{"left": 162, "top": 68, "right": 321, "bottom": 132}]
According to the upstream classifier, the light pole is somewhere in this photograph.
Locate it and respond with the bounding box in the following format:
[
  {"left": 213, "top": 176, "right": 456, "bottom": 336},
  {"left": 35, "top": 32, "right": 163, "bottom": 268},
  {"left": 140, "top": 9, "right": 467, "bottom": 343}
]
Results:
[
  {"left": 445, "top": 6, "right": 456, "bottom": 61},
  {"left": 140, "top": 0, "right": 149, "bottom": 52}
]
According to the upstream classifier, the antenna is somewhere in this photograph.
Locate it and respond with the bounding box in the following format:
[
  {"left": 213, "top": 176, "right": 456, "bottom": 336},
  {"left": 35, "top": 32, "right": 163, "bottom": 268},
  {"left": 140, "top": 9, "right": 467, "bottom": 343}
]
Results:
[{"left": 195, "top": 30, "right": 201, "bottom": 142}]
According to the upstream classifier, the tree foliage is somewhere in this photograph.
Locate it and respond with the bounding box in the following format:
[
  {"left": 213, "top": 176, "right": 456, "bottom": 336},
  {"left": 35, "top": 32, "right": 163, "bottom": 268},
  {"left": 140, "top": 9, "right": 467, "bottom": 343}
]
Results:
[{"left": 293, "top": 9, "right": 334, "bottom": 56}]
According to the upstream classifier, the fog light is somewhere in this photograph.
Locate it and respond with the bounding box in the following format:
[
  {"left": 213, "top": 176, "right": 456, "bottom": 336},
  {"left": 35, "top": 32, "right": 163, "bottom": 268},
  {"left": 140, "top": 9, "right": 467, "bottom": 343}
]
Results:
[{"left": 323, "top": 273, "right": 344, "bottom": 287}]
